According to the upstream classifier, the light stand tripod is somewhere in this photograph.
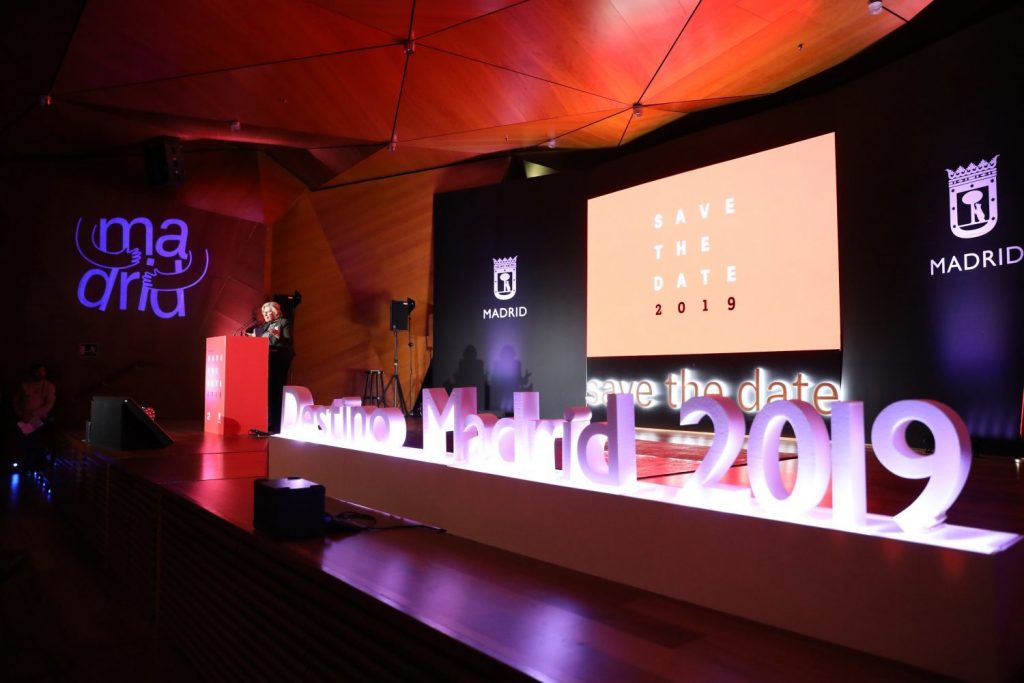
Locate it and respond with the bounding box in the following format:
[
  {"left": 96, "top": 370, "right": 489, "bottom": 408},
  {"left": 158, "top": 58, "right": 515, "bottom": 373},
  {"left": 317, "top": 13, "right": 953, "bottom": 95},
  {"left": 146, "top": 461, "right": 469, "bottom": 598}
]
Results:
[
  {"left": 383, "top": 323, "right": 408, "bottom": 415},
  {"left": 406, "top": 308, "right": 416, "bottom": 415}
]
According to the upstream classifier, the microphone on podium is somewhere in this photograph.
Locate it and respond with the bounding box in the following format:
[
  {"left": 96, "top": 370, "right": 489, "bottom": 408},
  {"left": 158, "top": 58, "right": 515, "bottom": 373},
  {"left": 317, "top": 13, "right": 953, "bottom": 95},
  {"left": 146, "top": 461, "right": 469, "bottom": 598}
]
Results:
[{"left": 233, "top": 315, "right": 259, "bottom": 336}]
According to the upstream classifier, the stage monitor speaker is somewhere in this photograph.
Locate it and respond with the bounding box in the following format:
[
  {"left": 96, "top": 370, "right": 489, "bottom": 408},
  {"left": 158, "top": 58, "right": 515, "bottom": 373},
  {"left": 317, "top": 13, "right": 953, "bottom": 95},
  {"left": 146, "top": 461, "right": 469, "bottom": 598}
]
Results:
[
  {"left": 144, "top": 136, "right": 185, "bottom": 186},
  {"left": 253, "top": 478, "right": 325, "bottom": 540},
  {"left": 89, "top": 396, "right": 173, "bottom": 450},
  {"left": 390, "top": 300, "right": 410, "bottom": 331}
]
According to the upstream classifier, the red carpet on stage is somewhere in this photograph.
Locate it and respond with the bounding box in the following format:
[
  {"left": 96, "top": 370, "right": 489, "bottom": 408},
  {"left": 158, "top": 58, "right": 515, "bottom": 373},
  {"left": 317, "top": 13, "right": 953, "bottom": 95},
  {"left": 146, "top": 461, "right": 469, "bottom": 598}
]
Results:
[
  {"left": 632, "top": 434, "right": 792, "bottom": 478},
  {"left": 636, "top": 452, "right": 705, "bottom": 478}
]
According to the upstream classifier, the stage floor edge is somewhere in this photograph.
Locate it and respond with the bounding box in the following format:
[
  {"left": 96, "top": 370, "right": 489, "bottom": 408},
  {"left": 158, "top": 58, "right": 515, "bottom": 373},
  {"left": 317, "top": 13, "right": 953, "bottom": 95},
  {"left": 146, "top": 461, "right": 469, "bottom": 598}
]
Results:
[{"left": 269, "top": 435, "right": 1024, "bottom": 683}]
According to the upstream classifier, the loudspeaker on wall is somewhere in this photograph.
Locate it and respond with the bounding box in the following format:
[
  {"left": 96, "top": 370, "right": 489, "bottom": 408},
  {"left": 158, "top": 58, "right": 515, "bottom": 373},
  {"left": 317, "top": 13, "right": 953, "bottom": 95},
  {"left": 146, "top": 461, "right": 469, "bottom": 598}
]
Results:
[
  {"left": 144, "top": 136, "right": 185, "bottom": 186},
  {"left": 390, "top": 300, "right": 410, "bottom": 331}
]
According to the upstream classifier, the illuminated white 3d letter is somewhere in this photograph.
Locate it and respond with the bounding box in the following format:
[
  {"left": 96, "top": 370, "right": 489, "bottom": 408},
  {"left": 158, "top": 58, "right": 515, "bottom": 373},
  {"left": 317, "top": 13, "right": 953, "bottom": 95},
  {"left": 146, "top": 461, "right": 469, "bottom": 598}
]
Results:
[
  {"left": 575, "top": 394, "right": 637, "bottom": 487},
  {"left": 512, "top": 392, "right": 540, "bottom": 470},
  {"left": 368, "top": 407, "right": 407, "bottom": 451},
  {"left": 530, "top": 419, "right": 565, "bottom": 477},
  {"left": 422, "top": 387, "right": 477, "bottom": 460},
  {"left": 462, "top": 412, "right": 498, "bottom": 464},
  {"left": 679, "top": 396, "right": 748, "bottom": 503},
  {"left": 829, "top": 401, "right": 866, "bottom": 527},
  {"left": 870, "top": 400, "right": 971, "bottom": 532},
  {"left": 560, "top": 407, "right": 592, "bottom": 481},
  {"left": 281, "top": 386, "right": 314, "bottom": 436},
  {"left": 748, "top": 400, "right": 830, "bottom": 516}
]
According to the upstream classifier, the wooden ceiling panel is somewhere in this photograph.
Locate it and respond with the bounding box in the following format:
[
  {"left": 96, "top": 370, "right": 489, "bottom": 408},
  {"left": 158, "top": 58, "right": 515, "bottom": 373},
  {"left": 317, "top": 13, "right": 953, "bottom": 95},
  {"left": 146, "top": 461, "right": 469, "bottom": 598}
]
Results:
[
  {"left": 321, "top": 146, "right": 483, "bottom": 186},
  {"left": 434, "top": 157, "right": 511, "bottom": 194},
  {"left": 412, "top": 0, "right": 530, "bottom": 37},
  {"left": 54, "top": 100, "right": 370, "bottom": 149},
  {"left": 554, "top": 107, "right": 686, "bottom": 149},
  {"left": 619, "top": 108, "right": 688, "bottom": 145},
  {"left": 1, "top": 0, "right": 940, "bottom": 177},
  {"left": 0, "top": 99, "right": 174, "bottom": 157},
  {"left": 647, "top": 1, "right": 905, "bottom": 103},
  {"left": 64, "top": 48, "right": 407, "bottom": 142},
  {"left": 886, "top": 0, "right": 932, "bottom": 20},
  {"left": 643, "top": 1, "right": 776, "bottom": 102},
  {"left": 398, "top": 47, "right": 624, "bottom": 140},
  {"left": 648, "top": 95, "right": 755, "bottom": 113},
  {"left": 403, "top": 109, "right": 626, "bottom": 153},
  {"left": 259, "top": 154, "right": 309, "bottom": 225},
  {"left": 168, "top": 149, "right": 265, "bottom": 223},
  {"left": 553, "top": 110, "right": 635, "bottom": 149},
  {"left": 0, "top": 0, "right": 83, "bottom": 97},
  {"left": 53, "top": 0, "right": 395, "bottom": 93},
  {"left": 608, "top": 0, "right": 702, "bottom": 66},
  {"left": 304, "top": 0, "right": 415, "bottom": 38},
  {"left": 420, "top": 0, "right": 699, "bottom": 103},
  {"left": 735, "top": 0, "right": 812, "bottom": 23},
  {"left": 309, "top": 145, "right": 384, "bottom": 180},
  {"left": 265, "top": 149, "right": 340, "bottom": 189},
  {"left": 308, "top": 0, "right": 526, "bottom": 39}
]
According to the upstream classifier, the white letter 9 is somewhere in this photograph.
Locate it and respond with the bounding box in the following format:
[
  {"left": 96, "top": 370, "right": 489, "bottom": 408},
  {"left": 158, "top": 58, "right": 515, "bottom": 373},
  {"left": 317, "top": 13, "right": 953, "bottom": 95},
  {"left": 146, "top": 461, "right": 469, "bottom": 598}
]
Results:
[{"left": 870, "top": 400, "right": 971, "bottom": 532}]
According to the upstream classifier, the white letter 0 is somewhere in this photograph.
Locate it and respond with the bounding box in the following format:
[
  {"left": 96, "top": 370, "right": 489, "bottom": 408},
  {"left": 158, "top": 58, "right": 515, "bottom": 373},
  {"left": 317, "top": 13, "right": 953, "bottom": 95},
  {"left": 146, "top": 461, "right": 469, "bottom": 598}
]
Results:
[{"left": 747, "top": 400, "right": 831, "bottom": 516}]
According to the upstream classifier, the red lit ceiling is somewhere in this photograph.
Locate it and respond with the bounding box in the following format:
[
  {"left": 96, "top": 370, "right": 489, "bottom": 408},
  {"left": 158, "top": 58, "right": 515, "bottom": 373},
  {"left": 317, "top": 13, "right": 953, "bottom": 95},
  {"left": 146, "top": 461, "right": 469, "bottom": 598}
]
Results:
[{"left": 1, "top": 0, "right": 932, "bottom": 188}]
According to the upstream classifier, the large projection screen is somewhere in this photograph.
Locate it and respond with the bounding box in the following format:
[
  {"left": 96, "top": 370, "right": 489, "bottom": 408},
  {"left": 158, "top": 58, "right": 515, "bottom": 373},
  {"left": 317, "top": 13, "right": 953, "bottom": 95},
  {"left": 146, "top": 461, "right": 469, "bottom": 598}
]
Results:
[{"left": 587, "top": 133, "right": 840, "bottom": 357}]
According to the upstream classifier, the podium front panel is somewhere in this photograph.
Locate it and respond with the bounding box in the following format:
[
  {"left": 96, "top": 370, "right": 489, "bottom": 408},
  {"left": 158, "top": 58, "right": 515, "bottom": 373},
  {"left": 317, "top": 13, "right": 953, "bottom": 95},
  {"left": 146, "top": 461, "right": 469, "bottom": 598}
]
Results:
[{"left": 205, "top": 335, "right": 268, "bottom": 435}]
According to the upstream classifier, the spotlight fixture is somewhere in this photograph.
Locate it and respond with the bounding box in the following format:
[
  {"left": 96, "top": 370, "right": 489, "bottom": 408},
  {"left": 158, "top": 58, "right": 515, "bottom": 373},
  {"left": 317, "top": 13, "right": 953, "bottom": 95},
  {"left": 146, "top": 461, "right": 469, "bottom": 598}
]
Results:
[
  {"left": 404, "top": 39, "right": 416, "bottom": 55},
  {"left": 39, "top": 94, "right": 53, "bottom": 107},
  {"left": 229, "top": 119, "right": 242, "bottom": 132},
  {"left": 545, "top": 138, "right": 557, "bottom": 149},
  {"left": 632, "top": 103, "right": 644, "bottom": 118},
  {"left": 388, "top": 135, "right": 398, "bottom": 153},
  {"left": 867, "top": 0, "right": 884, "bottom": 15}
]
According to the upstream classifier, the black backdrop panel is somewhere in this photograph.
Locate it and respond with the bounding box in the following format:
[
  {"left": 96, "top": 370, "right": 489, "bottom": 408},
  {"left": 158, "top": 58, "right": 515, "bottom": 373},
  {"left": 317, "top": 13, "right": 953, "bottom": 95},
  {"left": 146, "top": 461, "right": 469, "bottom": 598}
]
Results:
[
  {"left": 433, "top": 5, "right": 1024, "bottom": 445},
  {"left": 833, "top": 6, "right": 1024, "bottom": 444},
  {"left": 433, "top": 174, "right": 587, "bottom": 418}
]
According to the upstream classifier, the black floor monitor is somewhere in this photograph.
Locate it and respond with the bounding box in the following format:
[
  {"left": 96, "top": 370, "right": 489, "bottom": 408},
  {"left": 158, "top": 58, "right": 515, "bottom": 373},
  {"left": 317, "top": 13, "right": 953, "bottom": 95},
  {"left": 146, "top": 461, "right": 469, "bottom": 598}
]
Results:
[{"left": 89, "top": 396, "right": 173, "bottom": 450}]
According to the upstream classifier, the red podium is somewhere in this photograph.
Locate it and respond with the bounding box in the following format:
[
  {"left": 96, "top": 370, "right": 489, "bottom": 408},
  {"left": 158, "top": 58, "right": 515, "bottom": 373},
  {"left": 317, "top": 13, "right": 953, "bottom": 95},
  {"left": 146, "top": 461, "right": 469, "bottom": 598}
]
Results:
[{"left": 205, "top": 336, "right": 268, "bottom": 435}]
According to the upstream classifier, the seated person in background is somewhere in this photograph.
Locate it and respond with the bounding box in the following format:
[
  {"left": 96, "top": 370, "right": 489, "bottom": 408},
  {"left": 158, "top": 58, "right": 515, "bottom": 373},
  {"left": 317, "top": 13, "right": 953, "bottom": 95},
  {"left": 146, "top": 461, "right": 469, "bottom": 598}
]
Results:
[
  {"left": 13, "top": 362, "right": 57, "bottom": 471},
  {"left": 15, "top": 363, "right": 56, "bottom": 434},
  {"left": 251, "top": 301, "right": 294, "bottom": 433}
]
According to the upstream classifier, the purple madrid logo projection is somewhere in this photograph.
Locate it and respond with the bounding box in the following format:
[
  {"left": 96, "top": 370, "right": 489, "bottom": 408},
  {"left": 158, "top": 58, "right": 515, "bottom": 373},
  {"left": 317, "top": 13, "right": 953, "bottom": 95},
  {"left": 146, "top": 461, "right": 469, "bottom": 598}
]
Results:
[{"left": 75, "top": 216, "right": 210, "bottom": 318}]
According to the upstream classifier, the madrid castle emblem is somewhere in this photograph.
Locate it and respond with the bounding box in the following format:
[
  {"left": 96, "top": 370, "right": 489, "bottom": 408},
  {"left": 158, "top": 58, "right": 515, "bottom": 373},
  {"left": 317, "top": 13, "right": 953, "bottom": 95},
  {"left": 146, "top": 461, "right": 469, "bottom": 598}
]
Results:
[
  {"left": 493, "top": 256, "right": 517, "bottom": 300},
  {"left": 947, "top": 155, "right": 998, "bottom": 239}
]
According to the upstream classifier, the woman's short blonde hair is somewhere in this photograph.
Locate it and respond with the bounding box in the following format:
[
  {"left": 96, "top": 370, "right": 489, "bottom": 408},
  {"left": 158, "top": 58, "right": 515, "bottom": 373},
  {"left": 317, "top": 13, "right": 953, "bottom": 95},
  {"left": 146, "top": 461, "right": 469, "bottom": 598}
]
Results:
[{"left": 261, "top": 301, "right": 282, "bottom": 316}]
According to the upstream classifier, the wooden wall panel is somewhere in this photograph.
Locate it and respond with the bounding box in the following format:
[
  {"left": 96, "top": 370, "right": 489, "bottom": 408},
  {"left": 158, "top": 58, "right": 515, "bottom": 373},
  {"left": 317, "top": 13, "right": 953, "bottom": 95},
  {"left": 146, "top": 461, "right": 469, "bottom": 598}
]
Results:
[
  {"left": 0, "top": 152, "right": 267, "bottom": 426},
  {"left": 269, "top": 194, "right": 376, "bottom": 402},
  {"left": 257, "top": 154, "right": 307, "bottom": 226},
  {"left": 169, "top": 149, "right": 266, "bottom": 224},
  {"left": 271, "top": 160, "right": 507, "bottom": 409}
]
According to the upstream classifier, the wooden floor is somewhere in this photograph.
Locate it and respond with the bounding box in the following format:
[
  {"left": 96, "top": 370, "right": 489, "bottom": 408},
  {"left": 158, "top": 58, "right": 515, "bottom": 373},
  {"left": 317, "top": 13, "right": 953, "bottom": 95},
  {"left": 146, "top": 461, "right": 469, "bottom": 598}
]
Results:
[
  {"left": 2, "top": 423, "right": 1022, "bottom": 681},
  {"left": 0, "top": 469, "right": 198, "bottom": 681}
]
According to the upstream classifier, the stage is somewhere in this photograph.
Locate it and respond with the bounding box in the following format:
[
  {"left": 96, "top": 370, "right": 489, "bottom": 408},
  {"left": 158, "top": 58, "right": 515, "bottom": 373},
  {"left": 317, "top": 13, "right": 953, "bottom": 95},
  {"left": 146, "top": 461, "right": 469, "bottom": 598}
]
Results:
[{"left": 39, "top": 421, "right": 1024, "bottom": 681}]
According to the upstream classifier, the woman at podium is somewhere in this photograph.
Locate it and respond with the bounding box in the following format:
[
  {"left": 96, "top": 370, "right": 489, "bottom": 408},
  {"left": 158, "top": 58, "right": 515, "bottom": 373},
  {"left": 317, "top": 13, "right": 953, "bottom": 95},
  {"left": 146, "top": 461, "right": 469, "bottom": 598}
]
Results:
[{"left": 252, "top": 300, "right": 294, "bottom": 432}]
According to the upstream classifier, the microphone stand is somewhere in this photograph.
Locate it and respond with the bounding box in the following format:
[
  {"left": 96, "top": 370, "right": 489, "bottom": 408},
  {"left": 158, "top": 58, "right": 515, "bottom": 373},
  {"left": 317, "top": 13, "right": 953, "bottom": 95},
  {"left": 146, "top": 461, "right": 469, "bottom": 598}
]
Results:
[{"left": 233, "top": 318, "right": 258, "bottom": 336}]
